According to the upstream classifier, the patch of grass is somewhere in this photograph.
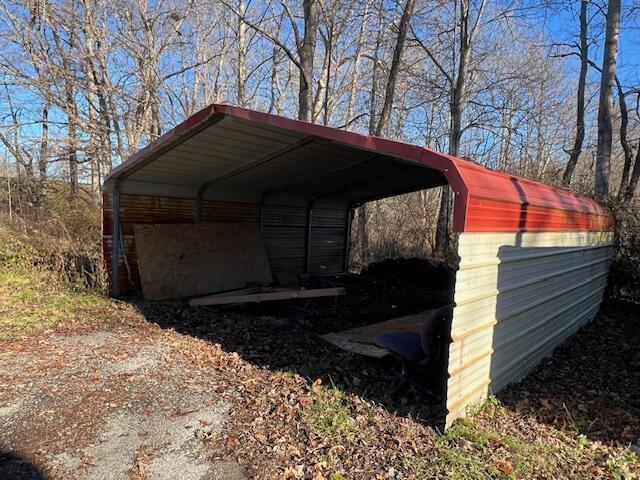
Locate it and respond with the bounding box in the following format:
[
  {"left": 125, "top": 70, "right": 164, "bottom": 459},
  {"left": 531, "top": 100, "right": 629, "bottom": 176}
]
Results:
[
  {"left": 572, "top": 414, "right": 590, "bottom": 434},
  {"left": 606, "top": 451, "right": 639, "bottom": 480},
  {"left": 410, "top": 397, "right": 639, "bottom": 480},
  {"left": 0, "top": 226, "right": 115, "bottom": 340},
  {"left": 305, "top": 386, "right": 358, "bottom": 444},
  {"left": 444, "top": 417, "right": 491, "bottom": 447},
  {"left": 0, "top": 265, "right": 110, "bottom": 340}
]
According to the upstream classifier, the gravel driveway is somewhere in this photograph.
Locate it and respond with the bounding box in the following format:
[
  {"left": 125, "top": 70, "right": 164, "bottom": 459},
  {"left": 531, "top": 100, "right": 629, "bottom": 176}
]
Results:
[{"left": 0, "top": 324, "right": 245, "bottom": 480}]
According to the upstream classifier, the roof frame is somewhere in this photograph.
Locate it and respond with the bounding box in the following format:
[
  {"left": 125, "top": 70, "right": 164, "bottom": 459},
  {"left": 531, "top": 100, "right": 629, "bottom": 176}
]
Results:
[
  {"left": 105, "top": 104, "right": 612, "bottom": 235},
  {"left": 262, "top": 152, "right": 381, "bottom": 197},
  {"left": 194, "top": 136, "right": 315, "bottom": 221}
]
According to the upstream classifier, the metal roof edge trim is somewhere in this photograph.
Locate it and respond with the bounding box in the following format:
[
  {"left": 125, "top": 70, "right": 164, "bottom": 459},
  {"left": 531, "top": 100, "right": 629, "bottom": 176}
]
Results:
[
  {"left": 102, "top": 103, "right": 612, "bottom": 234},
  {"left": 418, "top": 149, "right": 469, "bottom": 233},
  {"left": 104, "top": 104, "right": 222, "bottom": 183}
]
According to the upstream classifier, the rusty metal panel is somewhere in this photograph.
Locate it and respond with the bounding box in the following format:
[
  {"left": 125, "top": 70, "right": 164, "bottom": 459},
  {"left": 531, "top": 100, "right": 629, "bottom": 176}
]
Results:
[
  {"left": 446, "top": 231, "right": 614, "bottom": 427},
  {"left": 103, "top": 193, "right": 260, "bottom": 295},
  {"left": 103, "top": 192, "right": 347, "bottom": 294}
]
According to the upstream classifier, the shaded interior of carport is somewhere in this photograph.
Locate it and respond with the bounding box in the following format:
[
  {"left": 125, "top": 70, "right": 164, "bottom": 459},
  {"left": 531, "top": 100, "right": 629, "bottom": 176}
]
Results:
[{"left": 103, "top": 105, "right": 459, "bottom": 296}]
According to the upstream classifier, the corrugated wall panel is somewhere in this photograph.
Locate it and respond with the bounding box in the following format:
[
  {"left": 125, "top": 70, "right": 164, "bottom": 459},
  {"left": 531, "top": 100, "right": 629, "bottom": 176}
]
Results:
[
  {"left": 262, "top": 203, "right": 308, "bottom": 274},
  {"left": 103, "top": 193, "right": 260, "bottom": 295},
  {"left": 446, "top": 231, "right": 613, "bottom": 427},
  {"left": 103, "top": 193, "right": 348, "bottom": 295},
  {"left": 261, "top": 199, "right": 347, "bottom": 275},
  {"left": 310, "top": 202, "right": 347, "bottom": 275}
]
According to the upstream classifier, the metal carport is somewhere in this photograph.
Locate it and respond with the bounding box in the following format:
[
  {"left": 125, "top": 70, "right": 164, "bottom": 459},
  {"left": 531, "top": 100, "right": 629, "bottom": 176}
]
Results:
[{"left": 102, "top": 104, "right": 614, "bottom": 427}]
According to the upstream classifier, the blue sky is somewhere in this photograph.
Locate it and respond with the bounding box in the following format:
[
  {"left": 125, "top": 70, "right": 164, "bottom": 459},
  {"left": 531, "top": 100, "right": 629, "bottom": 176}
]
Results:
[{"left": 544, "top": 1, "right": 639, "bottom": 90}]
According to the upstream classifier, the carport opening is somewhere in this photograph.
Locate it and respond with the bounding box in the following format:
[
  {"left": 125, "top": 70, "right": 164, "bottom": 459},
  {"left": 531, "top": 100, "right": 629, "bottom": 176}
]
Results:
[{"left": 105, "top": 109, "right": 459, "bottom": 421}]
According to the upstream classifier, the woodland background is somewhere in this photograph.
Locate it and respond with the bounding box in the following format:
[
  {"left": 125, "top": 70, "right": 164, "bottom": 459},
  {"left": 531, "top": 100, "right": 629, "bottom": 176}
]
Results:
[{"left": 0, "top": 0, "right": 638, "bottom": 300}]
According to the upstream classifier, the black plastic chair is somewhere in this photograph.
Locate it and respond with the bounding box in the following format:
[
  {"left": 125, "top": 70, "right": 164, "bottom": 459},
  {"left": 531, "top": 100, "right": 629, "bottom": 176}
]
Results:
[{"left": 372, "top": 304, "right": 453, "bottom": 400}]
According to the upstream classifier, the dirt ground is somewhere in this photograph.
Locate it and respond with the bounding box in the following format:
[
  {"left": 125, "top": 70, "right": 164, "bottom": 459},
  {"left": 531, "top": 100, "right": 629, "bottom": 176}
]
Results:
[{"left": 1, "top": 298, "right": 639, "bottom": 479}]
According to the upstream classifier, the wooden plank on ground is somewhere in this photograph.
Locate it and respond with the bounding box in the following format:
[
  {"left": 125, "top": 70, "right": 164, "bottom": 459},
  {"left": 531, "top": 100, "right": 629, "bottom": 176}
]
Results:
[
  {"left": 321, "top": 332, "right": 390, "bottom": 358},
  {"left": 198, "top": 286, "right": 264, "bottom": 298},
  {"left": 350, "top": 311, "right": 428, "bottom": 344},
  {"left": 320, "top": 309, "right": 434, "bottom": 358},
  {"left": 189, "top": 287, "right": 345, "bottom": 306}
]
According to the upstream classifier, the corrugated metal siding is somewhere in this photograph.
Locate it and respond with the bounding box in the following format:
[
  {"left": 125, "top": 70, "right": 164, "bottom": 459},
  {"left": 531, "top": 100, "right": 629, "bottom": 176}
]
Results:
[
  {"left": 309, "top": 203, "right": 347, "bottom": 274},
  {"left": 261, "top": 198, "right": 347, "bottom": 276},
  {"left": 446, "top": 231, "right": 613, "bottom": 427},
  {"left": 103, "top": 192, "right": 259, "bottom": 295},
  {"left": 103, "top": 192, "right": 347, "bottom": 295}
]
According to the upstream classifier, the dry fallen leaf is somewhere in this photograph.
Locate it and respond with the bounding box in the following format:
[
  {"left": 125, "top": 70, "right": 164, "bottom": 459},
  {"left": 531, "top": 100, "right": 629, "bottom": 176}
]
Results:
[
  {"left": 494, "top": 459, "right": 513, "bottom": 476},
  {"left": 226, "top": 436, "right": 239, "bottom": 447}
]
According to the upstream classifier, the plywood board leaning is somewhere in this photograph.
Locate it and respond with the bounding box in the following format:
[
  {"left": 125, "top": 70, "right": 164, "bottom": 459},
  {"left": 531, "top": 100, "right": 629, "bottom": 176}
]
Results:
[{"left": 134, "top": 223, "right": 273, "bottom": 300}]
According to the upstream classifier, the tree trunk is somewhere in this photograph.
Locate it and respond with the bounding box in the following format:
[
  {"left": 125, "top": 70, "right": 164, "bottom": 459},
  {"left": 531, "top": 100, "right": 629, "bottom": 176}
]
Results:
[
  {"left": 595, "top": 0, "right": 621, "bottom": 202},
  {"left": 616, "top": 78, "right": 633, "bottom": 199},
  {"left": 374, "top": 0, "right": 416, "bottom": 137},
  {"left": 38, "top": 103, "right": 49, "bottom": 183},
  {"left": 236, "top": 0, "right": 247, "bottom": 107},
  {"left": 66, "top": 69, "right": 78, "bottom": 195},
  {"left": 344, "top": 0, "right": 371, "bottom": 127},
  {"left": 368, "top": 0, "right": 384, "bottom": 135},
  {"left": 625, "top": 146, "right": 640, "bottom": 201},
  {"left": 562, "top": 0, "right": 588, "bottom": 187},
  {"left": 298, "top": 0, "right": 318, "bottom": 121},
  {"left": 322, "top": 17, "right": 334, "bottom": 125},
  {"left": 435, "top": 0, "right": 479, "bottom": 258},
  {"left": 68, "top": 93, "right": 78, "bottom": 195},
  {"left": 359, "top": 0, "right": 386, "bottom": 266}
]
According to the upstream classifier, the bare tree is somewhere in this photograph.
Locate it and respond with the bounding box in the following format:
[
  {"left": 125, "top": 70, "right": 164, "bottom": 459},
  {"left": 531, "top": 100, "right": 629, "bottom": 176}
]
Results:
[
  {"left": 562, "top": 0, "right": 588, "bottom": 187},
  {"left": 374, "top": 0, "right": 416, "bottom": 136},
  {"left": 617, "top": 85, "right": 640, "bottom": 201},
  {"left": 413, "top": 0, "right": 486, "bottom": 256},
  {"left": 595, "top": 0, "right": 621, "bottom": 201}
]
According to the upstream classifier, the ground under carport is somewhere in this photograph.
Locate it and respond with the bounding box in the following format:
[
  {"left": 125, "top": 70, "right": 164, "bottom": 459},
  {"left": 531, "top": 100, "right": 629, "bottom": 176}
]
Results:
[{"left": 1, "top": 300, "right": 638, "bottom": 479}]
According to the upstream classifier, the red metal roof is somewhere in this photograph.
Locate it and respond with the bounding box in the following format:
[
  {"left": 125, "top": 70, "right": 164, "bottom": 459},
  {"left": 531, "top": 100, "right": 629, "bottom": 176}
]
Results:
[{"left": 106, "top": 104, "right": 614, "bottom": 233}]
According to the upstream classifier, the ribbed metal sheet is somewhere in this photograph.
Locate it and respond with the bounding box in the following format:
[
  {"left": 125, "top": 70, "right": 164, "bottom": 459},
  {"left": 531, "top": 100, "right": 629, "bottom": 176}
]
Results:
[
  {"left": 445, "top": 231, "right": 613, "bottom": 427},
  {"left": 262, "top": 198, "right": 347, "bottom": 275},
  {"left": 103, "top": 193, "right": 260, "bottom": 295},
  {"left": 103, "top": 192, "right": 348, "bottom": 295}
]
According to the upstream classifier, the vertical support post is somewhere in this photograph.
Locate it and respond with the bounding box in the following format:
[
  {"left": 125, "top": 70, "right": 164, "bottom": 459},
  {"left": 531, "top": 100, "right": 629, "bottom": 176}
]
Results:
[
  {"left": 259, "top": 192, "right": 269, "bottom": 237},
  {"left": 110, "top": 179, "right": 121, "bottom": 296},
  {"left": 305, "top": 199, "right": 315, "bottom": 276},
  {"left": 343, "top": 204, "right": 355, "bottom": 273},
  {"left": 195, "top": 188, "right": 203, "bottom": 223}
]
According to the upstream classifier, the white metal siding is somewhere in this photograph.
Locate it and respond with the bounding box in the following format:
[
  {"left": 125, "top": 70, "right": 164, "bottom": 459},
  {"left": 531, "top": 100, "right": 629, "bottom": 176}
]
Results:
[{"left": 446, "top": 231, "right": 613, "bottom": 426}]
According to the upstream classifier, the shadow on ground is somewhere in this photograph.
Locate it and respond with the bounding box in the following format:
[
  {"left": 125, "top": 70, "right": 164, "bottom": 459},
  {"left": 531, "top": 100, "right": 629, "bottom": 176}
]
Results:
[
  {"left": 0, "top": 451, "right": 48, "bottom": 480},
  {"left": 499, "top": 299, "right": 640, "bottom": 445},
  {"left": 132, "top": 294, "right": 450, "bottom": 428},
  {"left": 131, "top": 284, "right": 638, "bottom": 446},
  {"left": 130, "top": 261, "right": 456, "bottom": 428}
]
